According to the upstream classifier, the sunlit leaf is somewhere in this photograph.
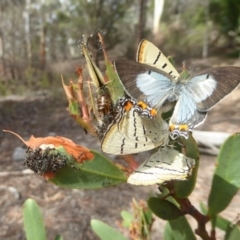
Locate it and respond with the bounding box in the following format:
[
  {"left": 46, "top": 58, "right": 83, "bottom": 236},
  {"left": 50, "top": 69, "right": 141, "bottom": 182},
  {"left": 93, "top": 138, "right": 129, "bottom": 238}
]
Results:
[
  {"left": 163, "top": 222, "right": 175, "bottom": 240},
  {"left": 81, "top": 43, "right": 105, "bottom": 87},
  {"left": 121, "top": 210, "right": 134, "bottom": 228},
  {"left": 23, "top": 199, "right": 46, "bottom": 240},
  {"left": 50, "top": 149, "right": 127, "bottom": 189},
  {"left": 169, "top": 216, "right": 197, "bottom": 240},
  {"left": 5, "top": 130, "right": 127, "bottom": 189},
  {"left": 105, "top": 60, "right": 124, "bottom": 104},
  {"left": 91, "top": 219, "right": 128, "bottom": 240},
  {"left": 225, "top": 224, "right": 240, "bottom": 240},
  {"left": 208, "top": 133, "right": 240, "bottom": 216}
]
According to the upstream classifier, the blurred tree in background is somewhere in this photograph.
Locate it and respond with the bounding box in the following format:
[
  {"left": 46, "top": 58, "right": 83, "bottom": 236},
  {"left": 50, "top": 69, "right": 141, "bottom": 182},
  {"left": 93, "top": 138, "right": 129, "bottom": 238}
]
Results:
[
  {"left": 209, "top": 0, "right": 240, "bottom": 48},
  {"left": 0, "top": 0, "right": 239, "bottom": 95}
]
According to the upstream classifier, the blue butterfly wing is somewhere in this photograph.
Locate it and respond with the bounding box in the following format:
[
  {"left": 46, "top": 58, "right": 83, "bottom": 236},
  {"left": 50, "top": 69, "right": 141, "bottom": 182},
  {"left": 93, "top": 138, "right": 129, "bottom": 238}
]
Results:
[
  {"left": 114, "top": 60, "right": 175, "bottom": 109},
  {"left": 169, "top": 88, "right": 207, "bottom": 137},
  {"left": 187, "top": 67, "right": 240, "bottom": 111},
  {"left": 169, "top": 66, "right": 240, "bottom": 137},
  {"left": 135, "top": 71, "right": 175, "bottom": 108}
]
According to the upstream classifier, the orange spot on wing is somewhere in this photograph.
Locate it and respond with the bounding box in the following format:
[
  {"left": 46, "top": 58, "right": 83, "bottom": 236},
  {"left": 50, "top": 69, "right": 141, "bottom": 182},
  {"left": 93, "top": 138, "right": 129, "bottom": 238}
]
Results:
[
  {"left": 150, "top": 108, "right": 157, "bottom": 117},
  {"left": 169, "top": 124, "right": 175, "bottom": 132},
  {"left": 137, "top": 101, "right": 148, "bottom": 109},
  {"left": 179, "top": 124, "right": 189, "bottom": 131},
  {"left": 137, "top": 101, "right": 157, "bottom": 117},
  {"left": 169, "top": 124, "right": 189, "bottom": 132},
  {"left": 123, "top": 101, "right": 133, "bottom": 112}
]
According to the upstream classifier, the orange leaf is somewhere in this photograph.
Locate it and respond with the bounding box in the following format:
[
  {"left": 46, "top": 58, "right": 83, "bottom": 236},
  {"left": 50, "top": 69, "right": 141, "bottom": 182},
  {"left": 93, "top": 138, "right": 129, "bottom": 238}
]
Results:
[
  {"left": 61, "top": 75, "right": 77, "bottom": 100},
  {"left": 3, "top": 130, "right": 94, "bottom": 162}
]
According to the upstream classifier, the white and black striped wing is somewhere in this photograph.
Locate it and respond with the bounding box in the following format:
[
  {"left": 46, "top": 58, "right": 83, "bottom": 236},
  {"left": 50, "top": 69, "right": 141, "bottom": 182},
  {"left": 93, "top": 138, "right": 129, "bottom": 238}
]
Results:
[
  {"left": 101, "top": 109, "right": 169, "bottom": 155},
  {"left": 137, "top": 39, "right": 179, "bottom": 79},
  {"left": 127, "top": 147, "right": 195, "bottom": 186}
]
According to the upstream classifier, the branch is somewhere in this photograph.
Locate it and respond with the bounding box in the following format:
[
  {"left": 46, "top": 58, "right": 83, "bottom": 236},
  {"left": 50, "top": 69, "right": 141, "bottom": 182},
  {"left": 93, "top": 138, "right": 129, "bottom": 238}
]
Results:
[{"left": 176, "top": 198, "right": 215, "bottom": 240}]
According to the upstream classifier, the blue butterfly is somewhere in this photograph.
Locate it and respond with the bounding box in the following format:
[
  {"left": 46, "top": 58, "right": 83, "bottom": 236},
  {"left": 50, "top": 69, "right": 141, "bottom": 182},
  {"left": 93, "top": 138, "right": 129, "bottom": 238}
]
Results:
[{"left": 114, "top": 40, "right": 240, "bottom": 138}]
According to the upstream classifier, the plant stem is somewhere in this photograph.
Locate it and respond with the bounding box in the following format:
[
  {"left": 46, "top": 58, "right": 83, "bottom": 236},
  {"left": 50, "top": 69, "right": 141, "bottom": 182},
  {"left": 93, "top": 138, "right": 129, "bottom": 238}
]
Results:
[{"left": 176, "top": 198, "right": 215, "bottom": 240}]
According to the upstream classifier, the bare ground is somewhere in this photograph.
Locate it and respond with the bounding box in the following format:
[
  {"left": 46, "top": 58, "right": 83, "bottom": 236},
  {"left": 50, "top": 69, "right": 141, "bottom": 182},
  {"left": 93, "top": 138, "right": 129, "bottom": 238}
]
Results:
[{"left": 0, "top": 84, "right": 240, "bottom": 240}]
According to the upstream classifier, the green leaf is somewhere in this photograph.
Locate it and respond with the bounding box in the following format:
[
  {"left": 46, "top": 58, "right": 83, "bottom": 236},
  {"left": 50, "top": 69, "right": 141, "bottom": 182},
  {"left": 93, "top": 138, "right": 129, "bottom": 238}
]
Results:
[
  {"left": 23, "top": 199, "right": 47, "bottom": 240},
  {"left": 180, "top": 67, "right": 191, "bottom": 80},
  {"left": 67, "top": 99, "right": 95, "bottom": 133},
  {"left": 216, "top": 216, "right": 230, "bottom": 232},
  {"left": 200, "top": 202, "right": 230, "bottom": 231},
  {"left": 163, "top": 222, "right": 175, "bottom": 240},
  {"left": 105, "top": 60, "right": 124, "bottom": 104},
  {"left": 174, "top": 134, "right": 199, "bottom": 198},
  {"left": 81, "top": 43, "right": 105, "bottom": 87},
  {"left": 148, "top": 197, "right": 184, "bottom": 220},
  {"left": 168, "top": 216, "right": 197, "bottom": 240},
  {"left": 140, "top": 206, "right": 152, "bottom": 239},
  {"left": 199, "top": 202, "right": 207, "bottom": 214},
  {"left": 225, "top": 224, "right": 240, "bottom": 240},
  {"left": 121, "top": 210, "right": 134, "bottom": 228},
  {"left": 62, "top": 80, "right": 97, "bottom": 136},
  {"left": 54, "top": 235, "right": 64, "bottom": 240},
  {"left": 91, "top": 219, "right": 128, "bottom": 240},
  {"left": 50, "top": 149, "right": 127, "bottom": 189},
  {"left": 208, "top": 133, "right": 240, "bottom": 216},
  {"left": 162, "top": 107, "right": 174, "bottom": 122},
  {"left": 142, "top": 207, "right": 153, "bottom": 226}
]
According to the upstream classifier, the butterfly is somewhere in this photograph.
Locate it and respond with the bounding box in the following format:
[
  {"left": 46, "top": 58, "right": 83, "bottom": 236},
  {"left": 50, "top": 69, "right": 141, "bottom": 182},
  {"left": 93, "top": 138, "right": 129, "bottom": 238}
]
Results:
[
  {"left": 114, "top": 39, "right": 240, "bottom": 139},
  {"left": 127, "top": 146, "right": 195, "bottom": 186},
  {"left": 101, "top": 98, "right": 169, "bottom": 155},
  {"left": 137, "top": 39, "right": 179, "bottom": 78}
]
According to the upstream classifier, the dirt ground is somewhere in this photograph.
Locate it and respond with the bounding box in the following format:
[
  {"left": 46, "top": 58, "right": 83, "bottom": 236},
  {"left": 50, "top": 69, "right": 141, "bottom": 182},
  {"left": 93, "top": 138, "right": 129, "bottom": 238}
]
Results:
[{"left": 0, "top": 81, "right": 240, "bottom": 240}]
